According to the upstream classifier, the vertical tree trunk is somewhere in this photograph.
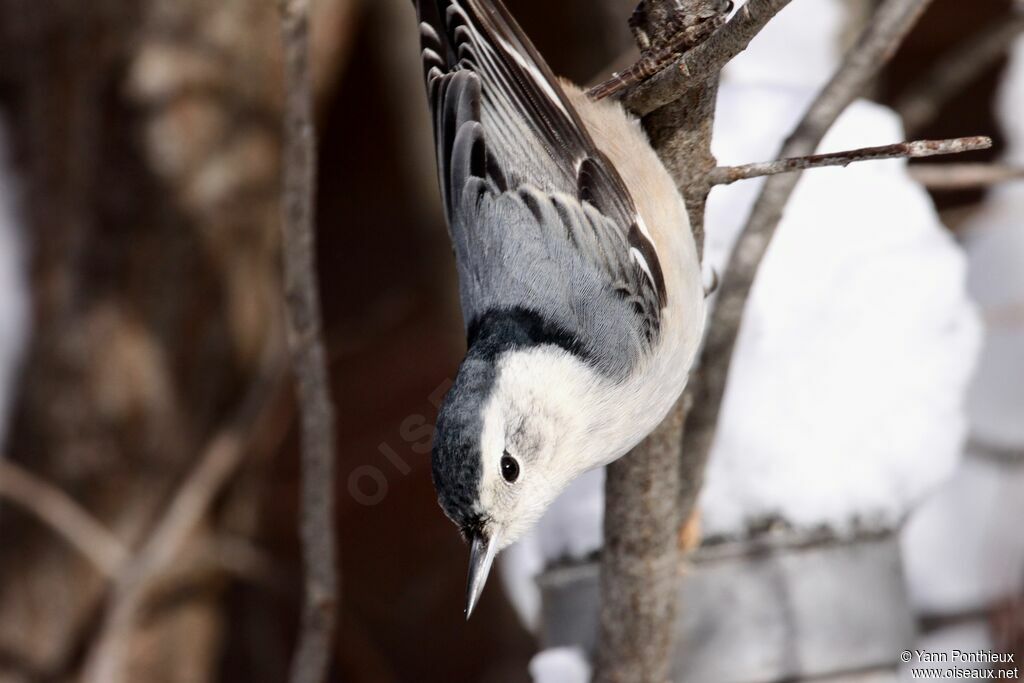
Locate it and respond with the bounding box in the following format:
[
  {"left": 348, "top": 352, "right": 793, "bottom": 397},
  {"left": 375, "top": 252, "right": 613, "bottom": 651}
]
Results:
[{"left": 595, "top": 3, "right": 728, "bottom": 681}]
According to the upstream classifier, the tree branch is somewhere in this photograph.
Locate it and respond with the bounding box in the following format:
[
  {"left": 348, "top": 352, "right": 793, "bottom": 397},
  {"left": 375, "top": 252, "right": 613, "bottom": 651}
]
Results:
[
  {"left": 709, "top": 136, "right": 991, "bottom": 185},
  {"left": 619, "top": 0, "right": 795, "bottom": 116},
  {"left": 596, "top": 2, "right": 731, "bottom": 682},
  {"left": 587, "top": 6, "right": 726, "bottom": 102},
  {"left": 908, "top": 162, "right": 1024, "bottom": 190},
  {"left": 680, "top": 0, "right": 936, "bottom": 521},
  {"left": 279, "top": 1, "right": 340, "bottom": 682},
  {"left": 0, "top": 459, "right": 129, "bottom": 577},
  {"left": 597, "top": 400, "right": 690, "bottom": 683},
  {"left": 896, "top": 10, "right": 1024, "bottom": 134}
]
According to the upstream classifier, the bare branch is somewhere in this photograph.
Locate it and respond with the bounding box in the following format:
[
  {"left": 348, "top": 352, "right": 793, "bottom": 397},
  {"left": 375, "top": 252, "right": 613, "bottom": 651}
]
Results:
[
  {"left": 680, "top": 0, "right": 936, "bottom": 519},
  {"left": 280, "top": 0, "right": 339, "bottom": 682},
  {"left": 82, "top": 362, "right": 286, "bottom": 683},
  {"left": 896, "top": 10, "right": 1024, "bottom": 134},
  {"left": 709, "top": 136, "right": 992, "bottom": 185},
  {"left": 620, "top": 0, "right": 795, "bottom": 116},
  {"left": 0, "top": 459, "right": 129, "bottom": 577},
  {"left": 587, "top": 8, "right": 725, "bottom": 101},
  {"left": 909, "top": 162, "right": 1024, "bottom": 190}
]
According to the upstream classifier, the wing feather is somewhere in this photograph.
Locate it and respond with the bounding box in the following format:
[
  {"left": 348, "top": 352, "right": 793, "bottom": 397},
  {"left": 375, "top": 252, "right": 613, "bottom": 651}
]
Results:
[{"left": 414, "top": 0, "right": 666, "bottom": 370}]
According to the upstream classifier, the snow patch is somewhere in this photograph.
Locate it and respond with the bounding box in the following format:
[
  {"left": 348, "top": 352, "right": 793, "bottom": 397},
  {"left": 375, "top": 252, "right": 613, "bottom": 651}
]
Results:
[
  {"left": 700, "top": 84, "right": 980, "bottom": 538},
  {"left": 529, "top": 647, "right": 591, "bottom": 683}
]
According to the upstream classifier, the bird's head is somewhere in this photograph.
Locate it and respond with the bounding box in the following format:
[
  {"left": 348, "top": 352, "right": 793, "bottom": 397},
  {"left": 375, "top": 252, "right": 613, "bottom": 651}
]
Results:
[{"left": 433, "top": 343, "right": 588, "bottom": 617}]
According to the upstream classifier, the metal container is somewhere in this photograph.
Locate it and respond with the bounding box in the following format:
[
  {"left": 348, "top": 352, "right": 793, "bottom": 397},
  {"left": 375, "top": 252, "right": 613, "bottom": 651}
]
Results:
[{"left": 538, "top": 530, "right": 915, "bottom": 683}]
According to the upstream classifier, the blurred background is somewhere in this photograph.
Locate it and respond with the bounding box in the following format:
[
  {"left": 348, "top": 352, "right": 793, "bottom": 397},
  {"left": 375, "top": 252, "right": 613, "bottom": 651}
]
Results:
[{"left": 0, "top": 0, "right": 1020, "bottom": 681}]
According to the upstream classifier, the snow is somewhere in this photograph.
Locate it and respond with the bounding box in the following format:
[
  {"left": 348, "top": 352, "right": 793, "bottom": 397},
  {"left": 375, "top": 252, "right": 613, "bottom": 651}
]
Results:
[
  {"left": 529, "top": 647, "right": 591, "bottom": 683},
  {"left": 725, "top": 0, "right": 845, "bottom": 90},
  {"left": 691, "top": 0, "right": 975, "bottom": 539},
  {"left": 699, "top": 86, "right": 979, "bottom": 538},
  {"left": 0, "top": 117, "right": 28, "bottom": 448}
]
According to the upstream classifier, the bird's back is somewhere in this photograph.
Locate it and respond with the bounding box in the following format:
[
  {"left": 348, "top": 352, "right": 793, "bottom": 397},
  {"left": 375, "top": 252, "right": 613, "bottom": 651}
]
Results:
[{"left": 561, "top": 84, "right": 705, "bottom": 377}]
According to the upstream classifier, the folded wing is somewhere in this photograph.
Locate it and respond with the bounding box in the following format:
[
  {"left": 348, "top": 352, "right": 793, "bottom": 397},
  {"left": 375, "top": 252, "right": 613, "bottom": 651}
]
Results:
[{"left": 415, "top": 0, "right": 667, "bottom": 374}]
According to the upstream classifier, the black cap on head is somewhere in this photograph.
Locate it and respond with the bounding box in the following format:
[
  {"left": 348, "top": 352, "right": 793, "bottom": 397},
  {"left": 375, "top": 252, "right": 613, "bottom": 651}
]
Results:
[{"left": 432, "top": 353, "right": 497, "bottom": 530}]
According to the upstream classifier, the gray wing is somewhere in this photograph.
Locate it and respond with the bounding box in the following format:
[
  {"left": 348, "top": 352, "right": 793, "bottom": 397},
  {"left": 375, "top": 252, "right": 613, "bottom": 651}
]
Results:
[{"left": 415, "top": 0, "right": 666, "bottom": 371}]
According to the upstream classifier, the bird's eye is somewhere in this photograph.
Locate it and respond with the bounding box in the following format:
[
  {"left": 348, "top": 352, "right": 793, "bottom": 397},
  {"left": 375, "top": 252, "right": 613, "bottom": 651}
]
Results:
[{"left": 500, "top": 453, "right": 520, "bottom": 483}]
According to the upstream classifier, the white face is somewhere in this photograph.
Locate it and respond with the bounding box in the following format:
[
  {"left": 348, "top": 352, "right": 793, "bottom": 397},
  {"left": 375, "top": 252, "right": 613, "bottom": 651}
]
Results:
[{"left": 474, "top": 348, "right": 595, "bottom": 549}]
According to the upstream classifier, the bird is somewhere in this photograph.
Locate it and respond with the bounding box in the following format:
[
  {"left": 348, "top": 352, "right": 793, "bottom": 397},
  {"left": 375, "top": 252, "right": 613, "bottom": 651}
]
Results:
[{"left": 413, "top": 0, "right": 706, "bottom": 617}]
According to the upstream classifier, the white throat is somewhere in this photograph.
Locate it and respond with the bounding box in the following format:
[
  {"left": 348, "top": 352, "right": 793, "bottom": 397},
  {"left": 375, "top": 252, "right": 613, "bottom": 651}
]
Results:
[{"left": 494, "top": 345, "right": 681, "bottom": 471}]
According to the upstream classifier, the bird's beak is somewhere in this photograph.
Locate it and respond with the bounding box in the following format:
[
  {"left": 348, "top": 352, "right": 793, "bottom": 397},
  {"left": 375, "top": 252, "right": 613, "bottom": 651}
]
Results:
[{"left": 465, "top": 530, "right": 499, "bottom": 619}]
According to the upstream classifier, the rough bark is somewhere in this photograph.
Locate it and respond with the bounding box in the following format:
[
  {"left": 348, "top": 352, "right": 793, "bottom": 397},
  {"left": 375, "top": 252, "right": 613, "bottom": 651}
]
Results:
[
  {"left": 621, "top": 0, "right": 795, "bottom": 116},
  {"left": 596, "top": 403, "right": 687, "bottom": 683}
]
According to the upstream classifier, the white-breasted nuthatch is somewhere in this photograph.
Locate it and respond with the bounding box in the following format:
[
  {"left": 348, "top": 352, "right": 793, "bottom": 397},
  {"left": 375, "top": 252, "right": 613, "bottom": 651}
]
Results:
[{"left": 414, "top": 0, "right": 705, "bottom": 617}]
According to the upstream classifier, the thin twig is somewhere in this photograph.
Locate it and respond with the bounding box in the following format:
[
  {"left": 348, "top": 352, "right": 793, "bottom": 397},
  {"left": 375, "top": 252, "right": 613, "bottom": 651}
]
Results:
[
  {"left": 81, "top": 362, "right": 286, "bottom": 683},
  {"left": 0, "top": 459, "right": 129, "bottom": 577},
  {"left": 280, "top": 0, "right": 339, "bottom": 682},
  {"left": 680, "top": 0, "right": 936, "bottom": 520},
  {"left": 709, "top": 136, "right": 992, "bottom": 185},
  {"left": 909, "top": 162, "right": 1024, "bottom": 190},
  {"left": 587, "top": 7, "right": 725, "bottom": 101},
  {"left": 622, "top": 0, "right": 795, "bottom": 116},
  {"left": 896, "top": 10, "right": 1024, "bottom": 134}
]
